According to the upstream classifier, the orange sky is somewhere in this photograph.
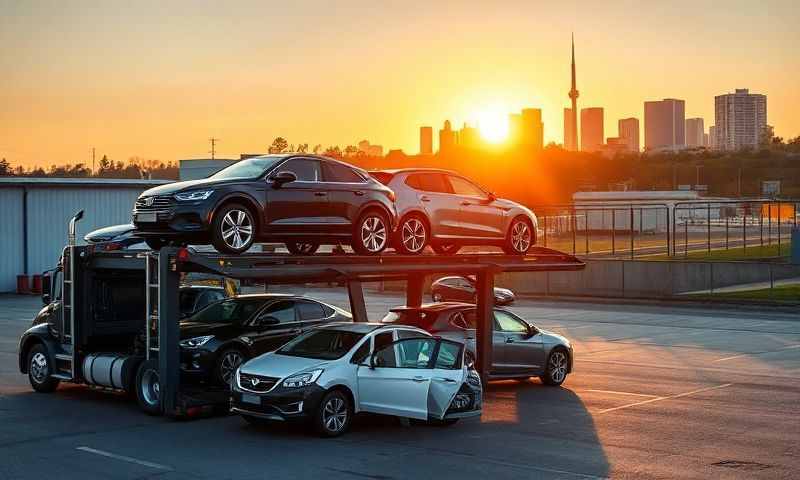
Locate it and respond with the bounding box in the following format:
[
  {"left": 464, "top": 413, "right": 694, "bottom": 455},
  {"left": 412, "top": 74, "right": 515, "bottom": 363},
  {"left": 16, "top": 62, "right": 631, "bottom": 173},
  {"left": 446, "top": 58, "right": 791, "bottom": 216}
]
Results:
[{"left": 1, "top": 1, "right": 798, "bottom": 167}]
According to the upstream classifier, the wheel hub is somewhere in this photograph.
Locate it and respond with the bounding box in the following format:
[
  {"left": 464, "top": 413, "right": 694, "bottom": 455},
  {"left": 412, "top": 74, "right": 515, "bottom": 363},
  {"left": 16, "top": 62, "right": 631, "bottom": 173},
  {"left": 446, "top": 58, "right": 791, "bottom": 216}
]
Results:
[
  {"left": 361, "top": 216, "right": 387, "bottom": 252},
  {"left": 222, "top": 210, "right": 253, "bottom": 249},
  {"left": 402, "top": 219, "right": 426, "bottom": 252},
  {"left": 323, "top": 397, "right": 347, "bottom": 432}
]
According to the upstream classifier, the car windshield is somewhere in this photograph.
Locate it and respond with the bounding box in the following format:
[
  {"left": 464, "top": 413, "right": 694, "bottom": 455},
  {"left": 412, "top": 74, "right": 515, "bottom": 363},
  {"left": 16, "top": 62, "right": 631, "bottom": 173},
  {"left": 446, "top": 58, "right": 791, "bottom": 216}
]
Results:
[
  {"left": 208, "top": 156, "right": 285, "bottom": 180},
  {"left": 276, "top": 329, "right": 365, "bottom": 360},
  {"left": 187, "top": 298, "right": 266, "bottom": 325}
]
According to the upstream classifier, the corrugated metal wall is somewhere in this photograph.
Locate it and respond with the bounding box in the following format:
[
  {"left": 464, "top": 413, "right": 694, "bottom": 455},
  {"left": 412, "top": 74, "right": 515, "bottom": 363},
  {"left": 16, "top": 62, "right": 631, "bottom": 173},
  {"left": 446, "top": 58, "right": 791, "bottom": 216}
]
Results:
[
  {"left": 0, "top": 188, "right": 25, "bottom": 292},
  {"left": 0, "top": 186, "right": 150, "bottom": 292}
]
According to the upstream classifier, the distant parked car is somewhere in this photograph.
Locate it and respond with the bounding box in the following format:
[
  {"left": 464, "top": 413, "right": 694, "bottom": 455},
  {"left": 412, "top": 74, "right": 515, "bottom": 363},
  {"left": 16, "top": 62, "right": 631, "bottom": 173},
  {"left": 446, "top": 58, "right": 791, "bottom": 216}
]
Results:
[
  {"left": 231, "top": 323, "right": 481, "bottom": 437},
  {"left": 431, "top": 276, "right": 515, "bottom": 305},
  {"left": 175, "top": 294, "right": 351, "bottom": 390},
  {"left": 381, "top": 302, "right": 573, "bottom": 386},
  {"left": 370, "top": 168, "right": 537, "bottom": 255},
  {"left": 132, "top": 154, "right": 397, "bottom": 255}
]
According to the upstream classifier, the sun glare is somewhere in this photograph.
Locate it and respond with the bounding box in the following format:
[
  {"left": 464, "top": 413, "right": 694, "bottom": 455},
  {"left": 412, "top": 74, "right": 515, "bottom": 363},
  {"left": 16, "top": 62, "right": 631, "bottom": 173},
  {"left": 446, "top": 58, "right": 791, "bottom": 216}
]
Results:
[{"left": 476, "top": 110, "right": 509, "bottom": 143}]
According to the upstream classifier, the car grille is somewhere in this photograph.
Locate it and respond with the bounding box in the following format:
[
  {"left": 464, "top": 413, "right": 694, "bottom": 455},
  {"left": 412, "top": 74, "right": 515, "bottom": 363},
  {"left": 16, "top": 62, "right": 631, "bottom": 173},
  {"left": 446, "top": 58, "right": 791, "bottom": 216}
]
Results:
[
  {"left": 239, "top": 372, "right": 280, "bottom": 393},
  {"left": 133, "top": 195, "right": 174, "bottom": 212}
]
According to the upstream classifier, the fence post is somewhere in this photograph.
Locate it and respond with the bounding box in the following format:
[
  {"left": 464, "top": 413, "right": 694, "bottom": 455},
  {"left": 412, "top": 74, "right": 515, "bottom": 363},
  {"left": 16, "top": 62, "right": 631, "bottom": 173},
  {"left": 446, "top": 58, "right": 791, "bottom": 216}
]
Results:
[
  {"left": 707, "top": 203, "right": 711, "bottom": 254},
  {"left": 777, "top": 202, "right": 781, "bottom": 255},
  {"left": 725, "top": 215, "right": 729, "bottom": 250},
  {"left": 571, "top": 206, "right": 576, "bottom": 255},
  {"left": 630, "top": 207, "right": 634, "bottom": 259},
  {"left": 684, "top": 220, "right": 688, "bottom": 257},
  {"left": 667, "top": 206, "right": 672, "bottom": 256},
  {"left": 585, "top": 209, "right": 589, "bottom": 255},
  {"left": 611, "top": 208, "right": 616, "bottom": 256},
  {"left": 543, "top": 214, "right": 547, "bottom": 248},
  {"left": 760, "top": 205, "right": 764, "bottom": 247},
  {"left": 768, "top": 203, "right": 772, "bottom": 246},
  {"left": 743, "top": 202, "right": 747, "bottom": 252}
]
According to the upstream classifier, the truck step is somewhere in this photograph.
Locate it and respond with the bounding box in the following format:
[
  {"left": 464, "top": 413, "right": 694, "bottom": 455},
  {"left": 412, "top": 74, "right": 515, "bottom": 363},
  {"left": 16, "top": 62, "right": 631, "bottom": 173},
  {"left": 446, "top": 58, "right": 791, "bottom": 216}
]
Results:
[
  {"left": 55, "top": 353, "right": 73, "bottom": 361},
  {"left": 52, "top": 374, "right": 73, "bottom": 381}
]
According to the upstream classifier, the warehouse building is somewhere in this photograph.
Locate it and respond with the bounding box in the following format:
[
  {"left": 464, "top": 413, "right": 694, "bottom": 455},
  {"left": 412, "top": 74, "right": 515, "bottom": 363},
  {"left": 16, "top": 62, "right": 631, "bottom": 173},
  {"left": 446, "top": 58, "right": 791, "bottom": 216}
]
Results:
[{"left": 0, "top": 177, "right": 171, "bottom": 292}]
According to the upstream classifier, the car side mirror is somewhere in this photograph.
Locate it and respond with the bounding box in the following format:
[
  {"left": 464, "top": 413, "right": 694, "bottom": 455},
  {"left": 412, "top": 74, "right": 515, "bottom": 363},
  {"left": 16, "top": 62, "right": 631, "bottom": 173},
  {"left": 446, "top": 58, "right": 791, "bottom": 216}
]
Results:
[
  {"left": 256, "top": 315, "right": 280, "bottom": 326},
  {"left": 526, "top": 325, "right": 537, "bottom": 338},
  {"left": 41, "top": 293, "right": 51, "bottom": 306},
  {"left": 269, "top": 171, "right": 297, "bottom": 188}
]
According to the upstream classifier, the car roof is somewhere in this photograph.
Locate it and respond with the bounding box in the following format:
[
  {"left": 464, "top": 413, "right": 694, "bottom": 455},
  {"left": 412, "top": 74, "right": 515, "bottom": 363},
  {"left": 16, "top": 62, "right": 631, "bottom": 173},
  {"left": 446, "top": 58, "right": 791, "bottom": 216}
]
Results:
[
  {"left": 370, "top": 168, "right": 459, "bottom": 176},
  {"left": 180, "top": 285, "right": 224, "bottom": 291},
  {"left": 389, "top": 302, "right": 473, "bottom": 313}
]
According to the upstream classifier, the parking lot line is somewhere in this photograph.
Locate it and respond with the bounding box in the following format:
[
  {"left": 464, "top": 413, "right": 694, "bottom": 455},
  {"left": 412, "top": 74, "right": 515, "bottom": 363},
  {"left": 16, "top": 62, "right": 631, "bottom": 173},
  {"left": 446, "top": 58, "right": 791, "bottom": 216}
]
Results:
[
  {"left": 596, "top": 383, "right": 733, "bottom": 415},
  {"left": 583, "top": 389, "right": 660, "bottom": 398},
  {"left": 713, "top": 344, "right": 800, "bottom": 363},
  {"left": 76, "top": 446, "right": 172, "bottom": 471}
]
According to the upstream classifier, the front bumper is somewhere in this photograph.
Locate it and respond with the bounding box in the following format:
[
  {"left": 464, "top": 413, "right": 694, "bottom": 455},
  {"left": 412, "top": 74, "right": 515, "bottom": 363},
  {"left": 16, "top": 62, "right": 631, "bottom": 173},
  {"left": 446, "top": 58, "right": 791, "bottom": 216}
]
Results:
[
  {"left": 179, "top": 348, "right": 217, "bottom": 383},
  {"left": 132, "top": 198, "right": 215, "bottom": 237},
  {"left": 230, "top": 383, "right": 326, "bottom": 421}
]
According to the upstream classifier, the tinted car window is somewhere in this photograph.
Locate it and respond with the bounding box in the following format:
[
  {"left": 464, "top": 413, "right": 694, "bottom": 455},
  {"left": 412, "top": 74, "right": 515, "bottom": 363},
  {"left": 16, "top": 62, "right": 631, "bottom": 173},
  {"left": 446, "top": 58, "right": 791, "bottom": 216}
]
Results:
[
  {"left": 209, "top": 156, "right": 283, "bottom": 180},
  {"left": 494, "top": 310, "right": 528, "bottom": 333},
  {"left": 258, "top": 300, "right": 296, "bottom": 323},
  {"left": 397, "top": 329, "right": 427, "bottom": 340},
  {"left": 351, "top": 339, "right": 371, "bottom": 364},
  {"left": 374, "top": 338, "right": 436, "bottom": 368},
  {"left": 448, "top": 175, "right": 486, "bottom": 197},
  {"left": 406, "top": 173, "right": 450, "bottom": 193},
  {"left": 297, "top": 300, "right": 326, "bottom": 320},
  {"left": 323, "top": 162, "right": 365, "bottom": 183},
  {"left": 279, "top": 158, "right": 321, "bottom": 182},
  {"left": 277, "top": 329, "right": 365, "bottom": 360},
  {"left": 435, "top": 341, "right": 462, "bottom": 370},
  {"left": 373, "top": 331, "right": 394, "bottom": 352},
  {"left": 179, "top": 290, "right": 200, "bottom": 313},
  {"left": 190, "top": 298, "right": 267, "bottom": 325}
]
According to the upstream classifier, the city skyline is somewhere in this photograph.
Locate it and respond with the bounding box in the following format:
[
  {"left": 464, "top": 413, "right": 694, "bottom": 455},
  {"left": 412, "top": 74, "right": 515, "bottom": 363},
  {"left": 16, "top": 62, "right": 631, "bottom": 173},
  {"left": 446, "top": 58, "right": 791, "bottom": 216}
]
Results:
[{"left": 2, "top": 1, "right": 798, "bottom": 166}]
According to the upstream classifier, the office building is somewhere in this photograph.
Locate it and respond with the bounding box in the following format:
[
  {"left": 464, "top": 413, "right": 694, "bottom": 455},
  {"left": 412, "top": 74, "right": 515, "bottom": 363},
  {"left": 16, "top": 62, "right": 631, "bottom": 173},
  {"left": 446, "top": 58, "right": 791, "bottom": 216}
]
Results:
[
  {"left": 458, "top": 123, "right": 480, "bottom": 149},
  {"left": 709, "top": 125, "right": 717, "bottom": 149},
  {"left": 580, "top": 107, "right": 604, "bottom": 152},
  {"left": 439, "top": 120, "right": 456, "bottom": 153},
  {"left": 685, "top": 118, "right": 705, "bottom": 148},
  {"left": 520, "top": 108, "right": 544, "bottom": 150},
  {"left": 644, "top": 98, "right": 685, "bottom": 151},
  {"left": 419, "top": 126, "right": 433, "bottom": 155},
  {"left": 714, "top": 88, "right": 767, "bottom": 150},
  {"left": 618, "top": 117, "right": 640, "bottom": 152}
]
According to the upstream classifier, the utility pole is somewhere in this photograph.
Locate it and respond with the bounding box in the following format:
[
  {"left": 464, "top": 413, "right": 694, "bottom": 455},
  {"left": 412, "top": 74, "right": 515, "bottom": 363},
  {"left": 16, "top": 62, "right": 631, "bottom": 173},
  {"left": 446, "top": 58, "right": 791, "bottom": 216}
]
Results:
[
  {"left": 92, "top": 147, "right": 96, "bottom": 175},
  {"left": 209, "top": 138, "right": 220, "bottom": 160}
]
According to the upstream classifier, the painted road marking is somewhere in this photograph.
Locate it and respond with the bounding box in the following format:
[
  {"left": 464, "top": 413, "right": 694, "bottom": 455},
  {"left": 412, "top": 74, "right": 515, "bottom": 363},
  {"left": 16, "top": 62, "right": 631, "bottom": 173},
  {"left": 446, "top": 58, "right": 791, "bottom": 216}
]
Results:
[
  {"left": 596, "top": 383, "right": 733, "bottom": 415},
  {"left": 713, "top": 344, "right": 800, "bottom": 363},
  {"left": 76, "top": 446, "right": 172, "bottom": 471},
  {"left": 583, "top": 389, "right": 660, "bottom": 398}
]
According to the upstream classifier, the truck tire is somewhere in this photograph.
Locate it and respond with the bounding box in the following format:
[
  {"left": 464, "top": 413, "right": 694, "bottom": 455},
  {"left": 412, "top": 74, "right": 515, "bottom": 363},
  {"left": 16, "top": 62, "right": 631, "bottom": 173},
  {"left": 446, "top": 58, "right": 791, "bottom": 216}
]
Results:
[
  {"left": 27, "top": 344, "right": 60, "bottom": 393},
  {"left": 135, "top": 359, "right": 163, "bottom": 415}
]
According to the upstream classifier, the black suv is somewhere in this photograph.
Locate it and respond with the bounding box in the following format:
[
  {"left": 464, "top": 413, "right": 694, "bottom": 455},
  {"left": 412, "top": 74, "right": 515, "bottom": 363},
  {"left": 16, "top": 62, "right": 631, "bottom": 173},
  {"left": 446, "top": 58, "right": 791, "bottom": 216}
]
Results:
[{"left": 132, "top": 154, "right": 397, "bottom": 254}]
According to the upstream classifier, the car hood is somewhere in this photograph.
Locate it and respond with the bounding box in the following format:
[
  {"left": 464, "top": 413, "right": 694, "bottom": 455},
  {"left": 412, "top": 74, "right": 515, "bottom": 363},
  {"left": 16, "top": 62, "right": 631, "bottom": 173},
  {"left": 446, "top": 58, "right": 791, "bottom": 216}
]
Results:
[
  {"left": 179, "top": 321, "right": 240, "bottom": 340},
  {"left": 139, "top": 178, "right": 241, "bottom": 197},
  {"left": 240, "top": 351, "right": 331, "bottom": 379},
  {"left": 84, "top": 223, "right": 135, "bottom": 242},
  {"left": 538, "top": 329, "right": 571, "bottom": 347}
]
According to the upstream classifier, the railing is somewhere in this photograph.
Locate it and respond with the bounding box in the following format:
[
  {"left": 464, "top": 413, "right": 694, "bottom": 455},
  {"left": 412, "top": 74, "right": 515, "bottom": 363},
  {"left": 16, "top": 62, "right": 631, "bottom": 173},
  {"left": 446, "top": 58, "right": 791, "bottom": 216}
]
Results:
[{"left": 531, "top": 199, "right": 799, "bottom": 259}]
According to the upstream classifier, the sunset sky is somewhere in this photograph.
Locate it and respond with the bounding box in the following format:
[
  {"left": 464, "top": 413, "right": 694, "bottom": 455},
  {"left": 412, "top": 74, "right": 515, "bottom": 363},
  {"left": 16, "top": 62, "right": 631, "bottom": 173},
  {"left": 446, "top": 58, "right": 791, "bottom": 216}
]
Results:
[{"left": 2, "top": 0, "right": 798, "bottom": 168}]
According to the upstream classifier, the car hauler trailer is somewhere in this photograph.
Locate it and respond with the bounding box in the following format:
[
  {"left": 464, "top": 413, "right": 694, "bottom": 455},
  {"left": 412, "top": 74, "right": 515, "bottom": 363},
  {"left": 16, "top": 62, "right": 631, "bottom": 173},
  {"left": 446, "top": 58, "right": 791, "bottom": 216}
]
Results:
[{"left": 19, "top": 211, "right": 584, "bottom": 417}]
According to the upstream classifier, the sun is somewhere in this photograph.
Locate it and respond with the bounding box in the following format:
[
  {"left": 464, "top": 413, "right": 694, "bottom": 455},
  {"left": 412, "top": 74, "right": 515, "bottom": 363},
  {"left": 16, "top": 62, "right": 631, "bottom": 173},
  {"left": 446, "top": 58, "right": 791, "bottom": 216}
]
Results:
[{"left": 476, "top": 110, "right": 509, "bottom": 143}]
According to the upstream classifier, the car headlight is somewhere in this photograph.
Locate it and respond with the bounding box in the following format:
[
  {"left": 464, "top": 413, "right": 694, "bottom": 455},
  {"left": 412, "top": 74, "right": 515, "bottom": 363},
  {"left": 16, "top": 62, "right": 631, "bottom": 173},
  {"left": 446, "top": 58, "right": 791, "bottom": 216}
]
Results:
[
  {"left": 179, "top": 335, "right": 214, "bottom": 348},
  {"left": 282, "top": 369, "right": 323, "bottom": 388},
  {"left": 174, "top": 190, "right": 213, "bottom": 201}
]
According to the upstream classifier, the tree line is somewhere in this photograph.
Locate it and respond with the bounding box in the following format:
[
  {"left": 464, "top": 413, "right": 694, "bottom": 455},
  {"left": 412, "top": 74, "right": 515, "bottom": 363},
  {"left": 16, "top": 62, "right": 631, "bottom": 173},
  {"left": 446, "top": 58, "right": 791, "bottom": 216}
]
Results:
[{"left": 0, "top": 156, "right": 178, "bottom": 180}]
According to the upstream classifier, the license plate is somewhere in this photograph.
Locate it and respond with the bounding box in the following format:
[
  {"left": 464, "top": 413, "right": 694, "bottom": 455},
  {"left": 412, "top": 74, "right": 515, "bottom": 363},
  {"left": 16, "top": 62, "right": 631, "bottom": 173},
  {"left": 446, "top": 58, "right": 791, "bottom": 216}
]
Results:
[
  {"left": 136, "top": 212, "right": 157, "bottom": 223},
  {"left": 241, "top": 393, "right": 260, "bottom": 405}
]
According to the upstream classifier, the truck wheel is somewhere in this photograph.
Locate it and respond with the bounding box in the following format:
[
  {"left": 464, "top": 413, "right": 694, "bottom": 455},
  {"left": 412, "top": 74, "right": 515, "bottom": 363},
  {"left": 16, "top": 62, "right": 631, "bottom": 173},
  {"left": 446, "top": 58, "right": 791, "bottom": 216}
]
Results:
[
  {"left": 135, "top": 359, "right": 163, "bottom": 415},
  {"left": 211, "top": 203, "right": 256, "bottom": 254},
  {"left": 27, "top": 344, "right": 59, "bottom": 393}
]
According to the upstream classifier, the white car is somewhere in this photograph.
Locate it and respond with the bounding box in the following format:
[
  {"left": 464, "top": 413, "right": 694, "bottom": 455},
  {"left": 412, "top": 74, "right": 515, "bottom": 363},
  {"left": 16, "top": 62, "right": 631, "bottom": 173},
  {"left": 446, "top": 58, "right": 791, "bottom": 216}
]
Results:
[{"left": 230, "top": 323, "right": 483, "bottom": 436}]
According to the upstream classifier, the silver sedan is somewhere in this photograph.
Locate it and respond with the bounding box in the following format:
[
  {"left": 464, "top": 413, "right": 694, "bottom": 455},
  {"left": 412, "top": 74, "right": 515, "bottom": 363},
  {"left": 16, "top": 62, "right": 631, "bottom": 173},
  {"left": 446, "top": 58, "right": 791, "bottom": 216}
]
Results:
[{"left": 381, "top": 302, "right": 572, "bottom": 385}]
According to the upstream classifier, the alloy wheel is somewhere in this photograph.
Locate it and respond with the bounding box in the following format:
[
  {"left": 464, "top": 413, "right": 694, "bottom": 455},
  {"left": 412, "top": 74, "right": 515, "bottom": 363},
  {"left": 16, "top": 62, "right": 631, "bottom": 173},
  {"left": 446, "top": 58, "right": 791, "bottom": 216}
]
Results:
[
  {"left": 511, "top": 221, "right": 532, "bottom": 253},
  {"left": 30, "top": 352, "right": 49, "bottom": 384},
  {"left": 141, "top": 369, "right": 160, "bottom": 406},
  {"left": 360, "top": 216, "right": 387, "bottom": 253},
  {"left": 322, "top": 396, "right": 348, "bottom": 433},
  {"left": 549, "top": 351, "right": 568, "bottom": 384},
  {"left": 401, "top": 218, "right": 427, "bottom": 253},
  {"left": 221, "top": 209, "right": 254, "bottom": 250},
  {"left": 295, "top": 243, "right": 317, "bottom": 254},
  {"left": 220, "top": 351, "right": 244, "bottom": 384}
]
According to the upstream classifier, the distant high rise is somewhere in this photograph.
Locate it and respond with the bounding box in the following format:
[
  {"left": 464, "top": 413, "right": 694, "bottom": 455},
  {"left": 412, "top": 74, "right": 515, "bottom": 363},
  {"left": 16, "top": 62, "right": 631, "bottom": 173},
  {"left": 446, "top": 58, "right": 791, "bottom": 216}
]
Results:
[
  {"left": 644, "top": 98, "right": 685, "bottom": 151},
  {"left": 509, "top": 113, "right": 522, "bottom": 144},
  {"left": 714, "top": 88, "right": 767, "bottom": 151},
  {"left": 458, "top": 123, "right": 480, "bottom": 149},
  {"left": 520, "top": 108, "right": 544, "bottom": 150},
  {"left": 564, "top": 108, "right": 577, "bottom": 150},
  {"left": 419, "top": 126, "right": 433, "bottom": 155},
  {"left": 709, "top": 125, "right": 718, "bottom": 149},
  {"left": 685, "top": 118, "right": 705, "bottom": 148},
  {"left": 439, "top": 120, "right": 456, "bottom": 153},
  {"left": 618, "top": 118, "right": 640, "bottom": 152},
  {"left": 565, "top": 34, "right": 579, "bottom": 151},
  {"left": 580, "top": 107, "right": 604, "bottom": 152}
]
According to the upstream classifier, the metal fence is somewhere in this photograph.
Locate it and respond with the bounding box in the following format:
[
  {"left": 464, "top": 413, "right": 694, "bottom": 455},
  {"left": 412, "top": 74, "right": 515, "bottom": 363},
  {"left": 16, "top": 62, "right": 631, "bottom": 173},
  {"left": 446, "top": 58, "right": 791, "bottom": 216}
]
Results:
[{"left": 531, "top": 199, "right": 800, "bottom": 259}]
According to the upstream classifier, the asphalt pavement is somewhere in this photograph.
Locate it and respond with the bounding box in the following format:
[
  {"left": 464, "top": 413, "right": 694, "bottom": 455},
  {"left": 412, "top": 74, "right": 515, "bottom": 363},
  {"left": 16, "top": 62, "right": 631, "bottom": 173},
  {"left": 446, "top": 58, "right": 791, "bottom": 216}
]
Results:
[{"left": 1, "top": 290, "right": 798, "bottom": 479}]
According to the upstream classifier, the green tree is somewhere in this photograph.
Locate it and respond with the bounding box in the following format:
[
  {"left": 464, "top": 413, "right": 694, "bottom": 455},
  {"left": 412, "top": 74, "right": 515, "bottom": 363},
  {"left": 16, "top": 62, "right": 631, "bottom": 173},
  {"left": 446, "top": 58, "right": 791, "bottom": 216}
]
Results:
[
  {"left": 0, "top": 157, "right": 11, "bottom": 176},
  {"left": 269, "top": 137, "right": 288, "bottom": 154}
]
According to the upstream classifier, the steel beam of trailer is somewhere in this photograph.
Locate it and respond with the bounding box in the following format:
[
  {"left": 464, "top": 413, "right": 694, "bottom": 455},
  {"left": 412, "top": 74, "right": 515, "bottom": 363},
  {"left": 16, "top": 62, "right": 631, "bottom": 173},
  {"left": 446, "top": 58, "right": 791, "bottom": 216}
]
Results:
[{"left": 150, "top": 247, "right": 584, "bottom": 416}]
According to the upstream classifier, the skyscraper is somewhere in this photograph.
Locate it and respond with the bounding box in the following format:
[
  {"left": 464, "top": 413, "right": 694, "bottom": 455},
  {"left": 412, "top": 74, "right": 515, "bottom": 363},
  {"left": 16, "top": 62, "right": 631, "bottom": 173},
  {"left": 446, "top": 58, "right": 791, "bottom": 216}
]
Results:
[
  {"left": 685, "top": 118, "right": 705, "bottom": 148},
  {"left": 644, "top": 98, "right": 685, "bottom": 151},
  {"left": 419, "top": 126, "right": 433, "bottom": 155},
  {"left": 709, "top": 125, "right": 717, "bottom": 149},
  {"left": 520, "top": 108, "right": 544, "bottom": 150},
  {"left": 565, "top": 34, "right": 579, "bottom": 151},
  {"left": 714, "top": 88, "right": 767, "bottom": 150},
  {"left": 439, "top": 120, "right": 456, "bottom": 153},
  {"left": 458, "top": 123, "right": 480, "bottom": 149},
  {"left": 618, "top": 118, "right": 640, "bottom": 152},
  {"left": 580, "top": 107, "right": 604, "bottom": 152}
]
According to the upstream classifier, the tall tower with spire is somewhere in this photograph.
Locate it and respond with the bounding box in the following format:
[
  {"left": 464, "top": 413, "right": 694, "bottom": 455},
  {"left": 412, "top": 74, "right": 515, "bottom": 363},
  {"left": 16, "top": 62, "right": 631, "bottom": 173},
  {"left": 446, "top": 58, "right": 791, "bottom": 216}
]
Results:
[{"left": 564, "top": 34, "right": 580, "bottom": 151}]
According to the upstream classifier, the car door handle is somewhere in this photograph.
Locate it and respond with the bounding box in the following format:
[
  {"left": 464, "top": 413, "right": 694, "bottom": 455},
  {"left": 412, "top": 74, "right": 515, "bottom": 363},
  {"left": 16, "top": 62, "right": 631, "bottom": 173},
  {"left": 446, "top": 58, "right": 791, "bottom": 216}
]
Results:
[
  {"left": 412, "top": 376, "right": 427, "bottom": 382},
  {"left": 505, "top": 338, "right": 515, "bottom": 343},
  {"left": 353, "top": 190, "right": 364, "bottom": 196},
  {"left": 420, "top": 195, "right": 430, "bottom": 202},
  {"left": 434, "top": 377, "right": 457, "bottom": 383},
  {"left": 314, "top": 191, "right": 327, "bottom": 197}
]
